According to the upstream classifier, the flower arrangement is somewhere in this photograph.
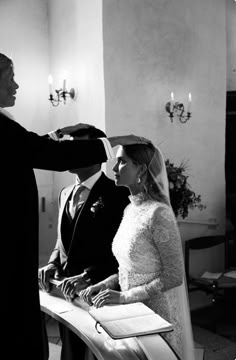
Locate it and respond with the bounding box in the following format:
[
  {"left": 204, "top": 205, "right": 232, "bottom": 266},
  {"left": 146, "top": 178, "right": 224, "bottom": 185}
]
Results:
[
  {"left": 90, "top": 197, "right": 104, "bottom": 215},
  {"left": 165, "top": 159, "right": 206, "bottom": 219}
]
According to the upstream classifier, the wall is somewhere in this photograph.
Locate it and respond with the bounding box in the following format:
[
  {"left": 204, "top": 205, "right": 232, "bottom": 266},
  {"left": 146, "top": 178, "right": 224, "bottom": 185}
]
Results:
[
  {"left": 103, "top": 0, "right": 226, "bottom": 243},
  {"left": 47, "top": 0, "right": 105, "bottom": 189},
  {"left": 0, "top": 0, "right": 50, "bottom": 131},
  {"left": 226, "top": 0, "right": 236, "bottom": 91}
]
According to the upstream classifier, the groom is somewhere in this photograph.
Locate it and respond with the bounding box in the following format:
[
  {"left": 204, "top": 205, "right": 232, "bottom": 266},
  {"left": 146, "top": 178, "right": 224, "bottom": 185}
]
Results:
[{"left": 38, "top": 126, "right": 130, "bottom": 360}]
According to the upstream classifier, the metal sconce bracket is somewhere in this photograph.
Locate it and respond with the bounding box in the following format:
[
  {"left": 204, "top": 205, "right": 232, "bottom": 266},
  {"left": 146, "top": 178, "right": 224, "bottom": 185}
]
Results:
[
  {"left": 165, "top": 101, "right": 191, "bottom": 123},
  {"left": 49, "top": 88, "right": 75, "bottom": 107}
]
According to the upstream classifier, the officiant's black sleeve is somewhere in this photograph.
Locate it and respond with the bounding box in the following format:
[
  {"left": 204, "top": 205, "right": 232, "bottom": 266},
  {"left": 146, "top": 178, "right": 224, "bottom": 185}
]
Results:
[{"left": 3, "top": 117, "right": 108, "bottom": 170}]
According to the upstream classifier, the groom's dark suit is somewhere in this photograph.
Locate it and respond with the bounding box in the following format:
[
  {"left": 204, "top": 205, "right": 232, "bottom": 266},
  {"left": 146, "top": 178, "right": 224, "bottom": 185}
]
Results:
[
  {"left": 49, "top": 172, "right": 129, "bottom": 280},
  {"left": 48, "top": 171, "right": 129, "bottom": 360}
]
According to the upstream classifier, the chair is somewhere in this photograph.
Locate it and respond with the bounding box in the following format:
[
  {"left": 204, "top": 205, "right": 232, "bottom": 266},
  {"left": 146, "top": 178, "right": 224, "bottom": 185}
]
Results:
[{"left": 184, "top": 235, "right": 236, "bottom": 331}]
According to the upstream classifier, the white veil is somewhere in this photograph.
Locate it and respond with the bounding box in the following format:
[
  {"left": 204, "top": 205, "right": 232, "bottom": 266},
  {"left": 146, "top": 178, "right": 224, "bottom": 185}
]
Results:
[
  {"left": 147, "top": 145, "right": 170, "bottom": 203},
  {"left": 148, "top": 144, "right": 196, "bottom": 360}
]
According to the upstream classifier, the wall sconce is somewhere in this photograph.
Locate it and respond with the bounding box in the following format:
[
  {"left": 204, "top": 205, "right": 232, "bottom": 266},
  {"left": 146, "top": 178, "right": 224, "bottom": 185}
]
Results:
[
  {"left": 48, "top": 75, "right": 75, "bottom": 107},
  {"left": 165, "top": 92, "right": 192, "bottom": 123}
]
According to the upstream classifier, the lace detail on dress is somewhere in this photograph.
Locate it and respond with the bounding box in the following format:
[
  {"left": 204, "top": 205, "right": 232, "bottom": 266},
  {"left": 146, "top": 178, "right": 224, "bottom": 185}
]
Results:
[
  {"left": 103, "top": 274, "right": 119, "bottom": 289},
  {"left": 119, "top": 268, "right": 162, "bottom": 292},
  {"left": 112, "top": 195, "right": 195, "bottom": 360},
  {"left": 128, "top": 191, "right": 150, "bottom": 205}
]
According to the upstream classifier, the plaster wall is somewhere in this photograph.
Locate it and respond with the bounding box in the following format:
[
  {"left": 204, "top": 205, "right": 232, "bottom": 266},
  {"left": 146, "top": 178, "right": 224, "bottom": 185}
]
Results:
[
  {"left": 103, "top": 0, "right": 227, "bottom": 242},
  {"left": 226, "top": 0, "right": 236, "bottom": 90},
  {"left": 47, "top": 0, "right": 105, "bottom": 194},
  {"left": 0, "top": 0, "right": 50, "bottom": 133}
]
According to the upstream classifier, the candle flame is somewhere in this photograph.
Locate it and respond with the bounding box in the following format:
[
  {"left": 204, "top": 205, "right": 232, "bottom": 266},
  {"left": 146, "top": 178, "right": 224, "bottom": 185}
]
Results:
[{"left": 48, "top": 75, "right": 53, "bottom": 84}]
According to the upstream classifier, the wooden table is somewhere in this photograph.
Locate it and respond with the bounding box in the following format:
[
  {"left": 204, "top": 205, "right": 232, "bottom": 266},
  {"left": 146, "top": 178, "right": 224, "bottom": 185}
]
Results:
[{"left": 40, "top": 290, "right": 178, "bottom": 360}]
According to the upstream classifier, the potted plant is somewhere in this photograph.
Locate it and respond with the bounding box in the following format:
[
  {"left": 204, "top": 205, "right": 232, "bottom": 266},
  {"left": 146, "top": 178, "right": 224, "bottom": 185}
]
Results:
[{"left": 165, "top": 159, "right": 206, "bottom": 219}]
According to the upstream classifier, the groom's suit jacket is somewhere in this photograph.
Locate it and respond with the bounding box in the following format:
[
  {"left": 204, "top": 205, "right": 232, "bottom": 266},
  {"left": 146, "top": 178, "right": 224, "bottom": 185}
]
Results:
[{"left": 48, "top": 172, "right": 130, "bottom": 282}]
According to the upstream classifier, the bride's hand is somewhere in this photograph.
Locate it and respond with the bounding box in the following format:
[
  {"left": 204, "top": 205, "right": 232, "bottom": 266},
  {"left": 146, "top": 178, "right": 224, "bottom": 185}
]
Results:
[
  {"left": 91, "top": 289, "right": 125, "bottom": 308},
  {"left": 79, "top": 283, "right": 106, "bottom": 306}
]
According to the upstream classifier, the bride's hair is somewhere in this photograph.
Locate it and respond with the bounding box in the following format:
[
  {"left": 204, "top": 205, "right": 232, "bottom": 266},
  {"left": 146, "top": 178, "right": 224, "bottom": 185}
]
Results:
[{"left": 123, "top": 143, "right": 170, "bottom": 205}]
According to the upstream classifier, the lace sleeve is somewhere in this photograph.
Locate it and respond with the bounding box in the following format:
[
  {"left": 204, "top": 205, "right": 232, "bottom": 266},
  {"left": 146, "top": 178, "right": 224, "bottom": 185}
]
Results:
[
  {"left": 102, "top": 274, "right": 119, "bottom": 289},
  {"left": 122, "top": 205, "right": 184, "bottom": 303},
  {"left": 152, "top": 206, "right": 184, "bottom": 291}
]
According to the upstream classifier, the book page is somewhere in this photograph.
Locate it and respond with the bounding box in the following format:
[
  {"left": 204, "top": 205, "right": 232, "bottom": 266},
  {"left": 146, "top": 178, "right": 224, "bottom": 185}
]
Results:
[
  {"left": 102, "top": 313, "right": 173, "bottom": 339},
  {"left": 89, "top": 302, "right": 154, "bottom": 323}
]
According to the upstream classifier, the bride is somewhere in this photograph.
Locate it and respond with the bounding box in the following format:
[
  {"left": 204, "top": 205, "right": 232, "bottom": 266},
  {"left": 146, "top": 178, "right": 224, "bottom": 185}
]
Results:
[{"left": 79, "top": 141, "right": 195, "bottom": 360}]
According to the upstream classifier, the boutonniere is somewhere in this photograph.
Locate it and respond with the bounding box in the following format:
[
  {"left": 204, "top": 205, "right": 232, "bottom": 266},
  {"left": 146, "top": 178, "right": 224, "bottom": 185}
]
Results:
[{"left": 90, "top": 197, "right": 104, "bottom": 215}]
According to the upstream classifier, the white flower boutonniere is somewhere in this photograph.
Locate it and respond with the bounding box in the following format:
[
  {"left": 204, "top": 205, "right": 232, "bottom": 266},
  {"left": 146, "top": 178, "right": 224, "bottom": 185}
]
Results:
[{"left": 90, "top": 197, "right": 104, "bottom": 215}]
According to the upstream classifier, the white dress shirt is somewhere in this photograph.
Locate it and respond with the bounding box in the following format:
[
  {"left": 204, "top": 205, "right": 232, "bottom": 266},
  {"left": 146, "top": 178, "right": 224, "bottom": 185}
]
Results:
[{"left": 68, "top": 171, "right": 102, "bottom": 217}]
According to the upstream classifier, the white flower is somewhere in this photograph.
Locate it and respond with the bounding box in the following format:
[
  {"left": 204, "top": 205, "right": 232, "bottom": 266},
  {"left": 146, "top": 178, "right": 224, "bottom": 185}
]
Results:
[{"left": 90, "top": 197, "right": 104, "bottom": 215}]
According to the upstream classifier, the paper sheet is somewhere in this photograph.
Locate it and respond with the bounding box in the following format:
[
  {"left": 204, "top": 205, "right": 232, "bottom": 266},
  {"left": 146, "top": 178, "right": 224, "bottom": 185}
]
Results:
[
  {"left": 201, "top": 271, "right": 222, "bottom": 279},
  {"left": 224, "top": 270, "right": 236, "bottom": 279}
]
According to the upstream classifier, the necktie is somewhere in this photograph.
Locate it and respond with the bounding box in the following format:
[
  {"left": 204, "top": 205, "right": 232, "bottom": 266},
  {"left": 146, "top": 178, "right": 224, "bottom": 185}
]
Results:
[{"left": 69, "top": 184, "right": 87, "bottom": 218}]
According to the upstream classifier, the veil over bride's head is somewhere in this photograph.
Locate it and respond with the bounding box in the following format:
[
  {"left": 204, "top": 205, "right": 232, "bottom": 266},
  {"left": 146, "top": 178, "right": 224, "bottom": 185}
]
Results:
[{"left": 123, "top": 142, "right": 170, "bottom": 205}]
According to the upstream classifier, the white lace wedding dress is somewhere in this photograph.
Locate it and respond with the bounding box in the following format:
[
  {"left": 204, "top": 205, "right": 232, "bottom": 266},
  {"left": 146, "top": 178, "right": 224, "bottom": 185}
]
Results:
[{"left": 112, "top": 193, "right": 195, "bottom": 360}]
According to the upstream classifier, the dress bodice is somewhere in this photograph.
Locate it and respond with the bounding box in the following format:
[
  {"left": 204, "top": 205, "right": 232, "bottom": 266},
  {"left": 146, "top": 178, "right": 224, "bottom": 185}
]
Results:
[
  {"left": 112, "top": 193, "right": 183, "bottom": 290},
  {"left": 112, "top": 192, "right": 195, "bottom": 360},
  {"left": 113, "top": 194, "right": 162, "bottom": 275}
]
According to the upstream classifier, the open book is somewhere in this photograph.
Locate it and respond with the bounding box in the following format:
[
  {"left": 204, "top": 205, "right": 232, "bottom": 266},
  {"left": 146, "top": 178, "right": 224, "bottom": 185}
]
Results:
[{"left": 89, "top": 302, "right": 173, "bottom": 339}]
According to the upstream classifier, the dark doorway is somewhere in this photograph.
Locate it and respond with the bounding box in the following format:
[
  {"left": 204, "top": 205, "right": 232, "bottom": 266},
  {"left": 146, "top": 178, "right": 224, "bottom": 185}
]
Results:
[{"left": 226, "top": 91, "right": 236, "bottom": 266}]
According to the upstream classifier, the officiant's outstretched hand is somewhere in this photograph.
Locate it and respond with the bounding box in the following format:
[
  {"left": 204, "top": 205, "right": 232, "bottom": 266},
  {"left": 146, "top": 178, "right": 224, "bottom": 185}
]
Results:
[{"left": 59, "top": 122, "right": 151, "bottom": 147}]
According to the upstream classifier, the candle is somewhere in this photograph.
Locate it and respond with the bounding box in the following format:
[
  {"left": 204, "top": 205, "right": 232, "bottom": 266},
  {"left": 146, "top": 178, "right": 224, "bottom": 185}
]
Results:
[
  {"left": 170, "top": 92, "right": 174, "bottom": 112},
  {"left": 48, "top": 75, "right": 53, "bottom": 95},
  {"left": 63, "top": 78, "right": 66, "bottom": 92},
  {"left": 62, "top": 71, "right": 67, "bottom": 92},
  {"left": 187, "top": 93, "right": 192, "bottom": 113}
]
